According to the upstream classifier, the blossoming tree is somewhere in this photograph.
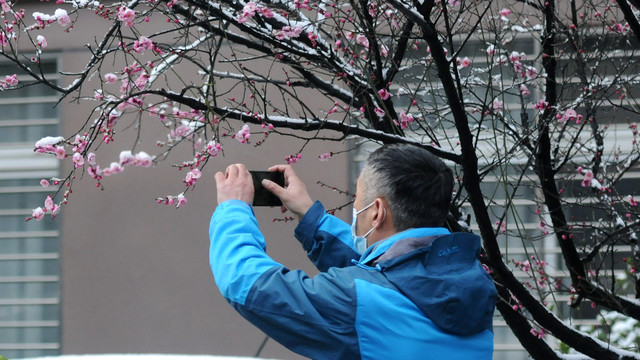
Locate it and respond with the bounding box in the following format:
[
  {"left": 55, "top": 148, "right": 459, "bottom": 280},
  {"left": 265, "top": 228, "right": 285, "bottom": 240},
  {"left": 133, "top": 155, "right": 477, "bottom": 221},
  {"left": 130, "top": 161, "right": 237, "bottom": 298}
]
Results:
[{"left": 2, "top": 0, "right": 640, "bottom": 357}]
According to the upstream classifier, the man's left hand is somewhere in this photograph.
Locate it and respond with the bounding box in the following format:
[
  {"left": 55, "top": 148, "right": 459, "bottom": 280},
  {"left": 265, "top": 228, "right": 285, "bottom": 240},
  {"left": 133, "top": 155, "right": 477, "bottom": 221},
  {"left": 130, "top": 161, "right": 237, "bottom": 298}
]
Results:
[{"left": 215, "top": 163, "right": 254, "bottom": 206}]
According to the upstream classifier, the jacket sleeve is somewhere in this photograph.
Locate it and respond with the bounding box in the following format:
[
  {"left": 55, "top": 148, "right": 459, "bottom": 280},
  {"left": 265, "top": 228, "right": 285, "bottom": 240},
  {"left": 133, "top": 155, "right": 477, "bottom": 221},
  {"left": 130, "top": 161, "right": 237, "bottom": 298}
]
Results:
[
  {"left": 294, "top": 201, "right": 360, "bottom": 272},
  {"left": 209, "top": 200, "right": 358, "bottom": 359}
]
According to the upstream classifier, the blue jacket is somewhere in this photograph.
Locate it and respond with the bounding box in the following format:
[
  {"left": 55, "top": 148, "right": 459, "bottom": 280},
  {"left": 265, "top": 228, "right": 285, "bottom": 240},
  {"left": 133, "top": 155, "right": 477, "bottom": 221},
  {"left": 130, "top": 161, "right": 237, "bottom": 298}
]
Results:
[{"left": 209, "top": 200, "right": 496, "bottom": 359}]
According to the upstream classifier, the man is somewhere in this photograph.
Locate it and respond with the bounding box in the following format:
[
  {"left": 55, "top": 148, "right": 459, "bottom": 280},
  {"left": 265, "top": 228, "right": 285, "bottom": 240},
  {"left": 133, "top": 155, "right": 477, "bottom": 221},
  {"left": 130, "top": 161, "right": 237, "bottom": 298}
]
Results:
[{"left": 209, "top": 143, "right": 496, "bottom": 359}]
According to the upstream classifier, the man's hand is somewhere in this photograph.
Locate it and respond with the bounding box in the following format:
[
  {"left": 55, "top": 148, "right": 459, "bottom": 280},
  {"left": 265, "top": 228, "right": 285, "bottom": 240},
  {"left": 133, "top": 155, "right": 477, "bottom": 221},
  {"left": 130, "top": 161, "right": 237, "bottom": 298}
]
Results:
[
  {"left": 215, "top": 163, "right": 254, "bottom": 206},
  {"left": 262, "top": 165, "right": 314, "bottom": 220}
]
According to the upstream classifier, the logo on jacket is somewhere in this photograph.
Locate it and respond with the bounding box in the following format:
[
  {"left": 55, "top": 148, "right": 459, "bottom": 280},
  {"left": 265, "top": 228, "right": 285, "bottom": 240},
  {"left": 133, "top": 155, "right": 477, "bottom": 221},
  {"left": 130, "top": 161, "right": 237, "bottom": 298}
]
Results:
[{"left": 437, "top": 246, "right": 460, "bottom": 257}]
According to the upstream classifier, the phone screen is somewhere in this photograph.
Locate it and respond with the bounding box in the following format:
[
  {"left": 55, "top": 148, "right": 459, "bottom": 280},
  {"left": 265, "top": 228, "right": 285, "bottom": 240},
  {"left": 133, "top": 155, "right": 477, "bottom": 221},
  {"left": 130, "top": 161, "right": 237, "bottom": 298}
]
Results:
[{"left": 250, "top": 171, "right": 285, "bottom": 207}]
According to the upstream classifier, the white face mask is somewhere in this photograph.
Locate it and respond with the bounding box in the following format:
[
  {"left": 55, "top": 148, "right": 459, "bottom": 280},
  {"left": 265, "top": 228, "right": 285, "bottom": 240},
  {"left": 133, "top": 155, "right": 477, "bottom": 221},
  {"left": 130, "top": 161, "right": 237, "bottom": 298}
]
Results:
[{"left": 351, "top": 201, "right": 376, "bottom": 254}]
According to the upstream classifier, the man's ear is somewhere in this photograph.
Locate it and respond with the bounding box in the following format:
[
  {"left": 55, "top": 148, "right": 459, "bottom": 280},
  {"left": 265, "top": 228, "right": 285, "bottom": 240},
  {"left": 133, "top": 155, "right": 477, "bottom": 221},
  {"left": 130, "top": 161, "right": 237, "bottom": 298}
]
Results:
[{"left": 372, "top": 197, "right": 389, "bottom": 229}]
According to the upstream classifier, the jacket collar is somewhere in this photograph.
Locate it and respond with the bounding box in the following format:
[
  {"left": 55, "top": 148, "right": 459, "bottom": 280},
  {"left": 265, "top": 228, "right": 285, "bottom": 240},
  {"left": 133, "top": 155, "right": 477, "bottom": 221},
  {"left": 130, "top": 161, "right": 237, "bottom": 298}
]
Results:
[{"left": 359, "top": 227, "right": 450, "bottom": 265}]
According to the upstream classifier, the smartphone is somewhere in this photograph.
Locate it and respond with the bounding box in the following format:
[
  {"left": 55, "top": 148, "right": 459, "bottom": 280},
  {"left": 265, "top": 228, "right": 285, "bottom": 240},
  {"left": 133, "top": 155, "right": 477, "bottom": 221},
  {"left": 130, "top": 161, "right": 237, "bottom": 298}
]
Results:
[{"left": 250, "top": 171, "right": 285, "bottom": 207}]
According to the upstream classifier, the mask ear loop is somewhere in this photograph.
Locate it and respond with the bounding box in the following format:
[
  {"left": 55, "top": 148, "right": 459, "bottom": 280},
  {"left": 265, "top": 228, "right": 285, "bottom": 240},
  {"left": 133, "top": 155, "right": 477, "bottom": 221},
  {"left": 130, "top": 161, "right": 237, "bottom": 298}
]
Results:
[{"left": 364, "top": 207, "right": 387, "bottom": 238}]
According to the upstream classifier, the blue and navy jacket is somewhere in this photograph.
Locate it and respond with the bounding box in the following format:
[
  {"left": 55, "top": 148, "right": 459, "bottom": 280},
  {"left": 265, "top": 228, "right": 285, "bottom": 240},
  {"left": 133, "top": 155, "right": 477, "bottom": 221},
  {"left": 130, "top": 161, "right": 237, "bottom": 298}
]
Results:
[{"left": 209, "top": 200, "right": 497, "bottom": 359}]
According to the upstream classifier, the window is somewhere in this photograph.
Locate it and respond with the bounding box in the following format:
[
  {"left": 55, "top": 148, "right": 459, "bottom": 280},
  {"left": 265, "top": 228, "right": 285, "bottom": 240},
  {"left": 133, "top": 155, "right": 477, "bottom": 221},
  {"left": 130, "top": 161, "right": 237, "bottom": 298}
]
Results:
[{"left": 0, "top": 58, "right": 61, "bottom": 359}]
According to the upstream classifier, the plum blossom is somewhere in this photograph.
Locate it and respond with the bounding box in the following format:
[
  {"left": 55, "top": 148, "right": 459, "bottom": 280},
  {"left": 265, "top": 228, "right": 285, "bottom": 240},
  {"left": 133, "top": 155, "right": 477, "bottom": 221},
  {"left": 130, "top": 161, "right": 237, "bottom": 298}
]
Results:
[
  {"left": 500, "top": 8, "right": 512, "bottom": 17},
  {"left": 235, "top": 124, "right": 251, "bottom": 143},
  {"left": 627, "top": 195, "right": 638, "bottom": 207},
  {"left": 378, "top": 88, "right": 390, "bottom": 100},
  {"left": 40, "top": 179, "right": 50, "bottom": 188},
  {"left": 493, "top": 99, "right": 504, "bottom": 112},
  {"left": 242, "top": 2, "right": 257, "bottom": 17},
  {"left": 32, "top": 207, "right": 45, "bottom": 221},
  {"left": 119, "top": 150, "right": 135, "bottom": 165},
  {"left": 318, "top": 152, "right": 332, "bottom": 161},
  {"left": 55, "top": 9, "right": 71, "bottom": 27},
  {"left": 1, "top": 0, "right": 11, "bottom": 12},
  {"left": 272, "top": 26, "right": 303, "bottom": 40},
  {"left": 36, "top": 35, "right": 47, "bottom": 48},
  {"left": 520, "top": 84, "right": 531, "bottom": 96},
  {"left": 117, "top": 7, "right": 136, "bottom": 27},
  {"left": 374, "top": 107, "right": 385, "bottom": 117},
  {"left": 380, "top": 44, "right": 389, "bottom": 57},
  {"left": 104, "top": 73, "right": 118, "bottom": 84},
  {"left": 581, "top": 170, "right": 594, "bottom": 187},
  {"left": 395, "top": 111, "right": 414, "bottom": 129},
  {"left": 206, "top": 140, "right": 221, "bottom": 156},
  {"left": 132, "top": 36, "right": 153, "bottom": 54},
  {"left": 176, "top": 193, "right": 187, "bottom": 208},
  {"left": 4, "top": 74, "right": 18, "bottom": 87},
  {"left": 135, "top": 151, "right": 153, "bottom": 167},
  {"left": 486, "top": 45, "right": 496, "bottom": 56},
  {"left": 72, "top": 152, "right": 84, "bottom": 168},
  {"left": 356, "top": 34, "right": 369, "bottom": 49},
  {"left": 44, "top": 196, "right": 54, "bottom": 211},
  {"left": 87, "top": 152, "right": 96, "bottom": 166},
  {"left": 55, "top": 146, "right": 66, "bottom": 160},
  {"left": 525, "top": 66, "right": 538, "bottom": 80},
  {"left": 185, "top": 168, "right": 202, "bottom": 186},
  {"left": 458, "top": 57, "right": 471, "bottom": 68}
]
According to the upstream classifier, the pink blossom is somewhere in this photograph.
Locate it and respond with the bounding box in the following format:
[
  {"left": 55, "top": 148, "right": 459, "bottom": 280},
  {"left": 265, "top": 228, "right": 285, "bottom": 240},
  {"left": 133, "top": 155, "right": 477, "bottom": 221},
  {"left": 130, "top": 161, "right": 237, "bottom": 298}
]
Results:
[
  {"left": 176, "top": 193, "right": 187, "bottom": 208},
  {"left": 486, "top": 45, "right": 496, "bottom": 56},
  {"left": 104, "top": 73, "right": 118, "bottom": 84},
  {"left": 1, "top": 0, "right": 11, "bottom": 12},
  {"left": 206, "top": 140, "right": 221, "bottom": 156},
  {"left": 117, "top": 7, "right": 136, "bottom": 27},
  {"left": 459, "top": 57, "right": 471, "bottom": 68},
  {"left": 36, "top": 35, "right": 47, "bottom": 48},
  {"left": 5, "top": 74, "right": 18, "bottom": 87},
  {"left": 493, "top": 99, "right": 504, "bottom": 112},
  {"left": 135, "top": 151, "right": 152, "bottom": 167},
  {"left": 185, "top": 169, "right": 202, "bottom": 185},
  {"left": 132, "top": 36, "right": 153, "bottom": 54},
  {"left": 173, "top": 125, "right": 193, "bottom": 138},
  {"left": 134, "top": 73, "right": 148, "bottom": 89},
  {"left": 259, "top": 7, "right": 274, "bottom": 18},
  {"left": 500, "top": 8, "right": 512, "bottom": 17},
  {"left": 356, "top": 34, "right": 369, "bottom": 49},
  {"left": 87, "top": 152, "right": 96, "bottom": 166},
  {"left": 109, "top": 162, "right": 124, "bottom": 174},
  {"left": 51, "top": 204, "right": 60, "bottom": 217},
  {"left": 374, "top": 107, "right": 385, "bottom": 117},
  {"left": 119, "top": 150, "right": 135, "bottom": 165},
  {"left": 40, "top": 179, "right": 50, "bottom": 188},
  {"left": 525, "top": 66, "right": 538, "bottom": 80},
  {"left": 398, "top": 111, "right": 414, "bottom": 129},
  {"left": 378, "top": 88, "right": 390, "bottom": 100},
  {"left": 32, "top": 207, "right": 45, "bottom": 221},
  {"left": 55, "top": 146, "right": 66, "bottom": 160},
  {"left": 72, "top": 152, "right": 84, "bottom": 168},
  {"left": 44, "top": 196, "right": 54, "bottom": 211},
  {"left": 584, "top": 170, "right": 594, "bottom": 181},
  {"left": 318, "top": 152, "right": 332, "bottom": 161},
  {"left": 563, "top": 109, "right": 577, "bottom": 121},
  {"left": 519, "top": 84, "right": 531, "bottom": 96},
  {"left": 242, "top": 2, "right": 257, "bottom": 17},
  {"left": 55, "top": 9, "right": 71, "bottom": 27},
  {"left": 626, "top": 195, "right": 638, "bottom": 207},
  {"left": 235, "top": 124, "right": 251, "bottom": 143}
]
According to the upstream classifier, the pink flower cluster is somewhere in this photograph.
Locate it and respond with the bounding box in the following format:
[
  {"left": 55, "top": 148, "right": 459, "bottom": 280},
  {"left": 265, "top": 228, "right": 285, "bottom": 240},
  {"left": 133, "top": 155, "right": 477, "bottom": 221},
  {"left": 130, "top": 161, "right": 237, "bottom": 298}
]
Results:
[
  {"left": 117, "top": 7, "right": 135, "bottom": 27},
  {"left": 237, "top": 2, "right": 274, "bottom": 23},
  {"left": 132, "top": 36, "right": 154, "bottom": 54},
  {"left": 184, "top": 168, "right": 202, "bottom": 186},
  {"left": 1, "top": 74, "right": 18, "bottom": 88},
  {"left": 394, "top": 111, "right": 414, "bottom": 130},
  {"left": 234, "top": 124, "right": 251, "bottom": 143},
  {"left": 273, "top": 25, "right": 303, "bottom": 40},
  {"left": 286, "top": 153, "right": 302, "bottom": 164},
  {"left": 30, "top": 195, "right": 61, "bottom": 221},
  {"left": 577, "top": 166, "right": 594, "bottom": 187},
  {"left": 157, "top": 193, "right": 187, "bottom": 208},
  {"left": 556, "top": 108, "right": 583, "bottom": 123},
  {"left": 318, "top": 152, "right": 332, "bottom": 161}
]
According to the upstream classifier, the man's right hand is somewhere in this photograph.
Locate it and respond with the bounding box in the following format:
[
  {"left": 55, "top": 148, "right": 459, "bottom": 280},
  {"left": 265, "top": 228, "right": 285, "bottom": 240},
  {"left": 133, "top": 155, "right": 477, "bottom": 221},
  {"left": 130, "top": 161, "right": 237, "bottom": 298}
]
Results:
[{"left": 262, "top": 165, "right": 314, "bottom": 220}]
